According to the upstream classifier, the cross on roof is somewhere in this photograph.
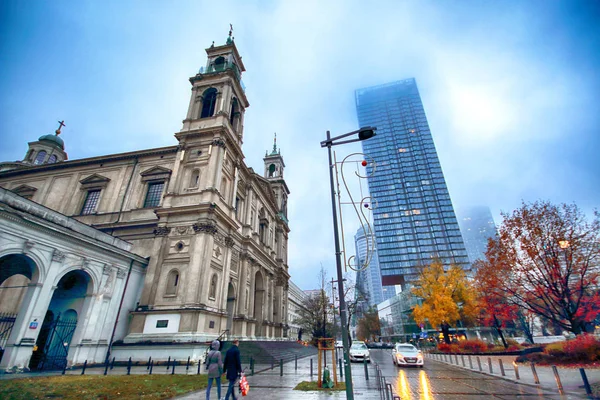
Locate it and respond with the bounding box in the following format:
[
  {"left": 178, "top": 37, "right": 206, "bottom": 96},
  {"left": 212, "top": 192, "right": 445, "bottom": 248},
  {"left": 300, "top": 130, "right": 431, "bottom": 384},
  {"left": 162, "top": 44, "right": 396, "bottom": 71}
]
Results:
[{"left": 56, "top": 120, "right": 66, "bottom": 135}]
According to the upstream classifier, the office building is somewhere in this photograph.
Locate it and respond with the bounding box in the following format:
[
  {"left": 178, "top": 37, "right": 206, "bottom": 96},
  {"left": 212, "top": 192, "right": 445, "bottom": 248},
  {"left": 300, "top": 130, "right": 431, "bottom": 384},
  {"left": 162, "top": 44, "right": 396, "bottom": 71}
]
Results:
[
  {"left": 355, "top": 79, "right": 470, "bottom": 287},
  {"left": 457, "top": 206, "right": 497, "bottom": 264}
]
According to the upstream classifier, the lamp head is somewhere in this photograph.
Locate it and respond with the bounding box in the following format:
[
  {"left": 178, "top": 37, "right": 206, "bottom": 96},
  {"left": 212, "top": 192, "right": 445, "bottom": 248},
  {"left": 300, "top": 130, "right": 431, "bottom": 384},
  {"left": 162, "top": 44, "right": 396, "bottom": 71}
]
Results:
[{"left": 358, "top": 127, "right": 376, "bottom": 141}]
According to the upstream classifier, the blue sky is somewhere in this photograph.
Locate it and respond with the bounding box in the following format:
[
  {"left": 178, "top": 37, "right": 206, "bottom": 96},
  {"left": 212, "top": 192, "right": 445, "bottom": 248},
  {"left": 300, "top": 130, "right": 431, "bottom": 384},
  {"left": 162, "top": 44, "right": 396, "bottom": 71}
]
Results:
[{"left": 1, "top": 0, "right": 599, "bottom": 291}]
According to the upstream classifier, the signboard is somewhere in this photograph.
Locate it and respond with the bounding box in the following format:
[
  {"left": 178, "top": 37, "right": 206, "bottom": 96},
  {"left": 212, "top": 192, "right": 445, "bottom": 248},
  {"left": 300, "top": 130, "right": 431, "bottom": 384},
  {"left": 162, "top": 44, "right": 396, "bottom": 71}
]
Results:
[{"left": 29, "top": 321, "right": 38, "bottom": 330}]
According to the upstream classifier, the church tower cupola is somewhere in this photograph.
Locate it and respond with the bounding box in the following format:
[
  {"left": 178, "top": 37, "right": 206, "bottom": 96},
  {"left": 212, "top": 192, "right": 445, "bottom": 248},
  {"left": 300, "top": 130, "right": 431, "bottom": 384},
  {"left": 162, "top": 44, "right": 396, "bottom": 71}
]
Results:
[
  {"left": 181, "top": 25, "right": 249, "bottom": 146},
  {"left": 263, "top": 133, "right": 289, "bottom": 222},
  {"left": 24, "top": 121, "right": 69, "bottom": 165}
]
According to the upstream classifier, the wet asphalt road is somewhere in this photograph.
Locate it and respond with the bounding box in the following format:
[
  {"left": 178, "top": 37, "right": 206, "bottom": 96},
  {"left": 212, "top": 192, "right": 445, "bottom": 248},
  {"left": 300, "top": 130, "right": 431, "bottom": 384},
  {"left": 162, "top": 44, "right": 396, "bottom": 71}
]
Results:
[{"left": 371, "top": 349, "right": 586, "bottom": 399}]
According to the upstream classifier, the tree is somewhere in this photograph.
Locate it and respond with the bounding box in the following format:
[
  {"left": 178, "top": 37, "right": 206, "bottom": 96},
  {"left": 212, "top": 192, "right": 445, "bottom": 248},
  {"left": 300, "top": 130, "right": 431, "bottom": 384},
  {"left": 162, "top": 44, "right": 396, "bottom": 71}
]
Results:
[
  {"left": 412, "top": 261, "right": 479, "bottom": 344},
  {"left": 295, "top": 266, "right": 333, "bottom": 342},
  {"left": 480, "top": 201, "right": 600, "bottom": 335},
  {"left": 356, "top": 308, "right": 380, "bottom": 341}
]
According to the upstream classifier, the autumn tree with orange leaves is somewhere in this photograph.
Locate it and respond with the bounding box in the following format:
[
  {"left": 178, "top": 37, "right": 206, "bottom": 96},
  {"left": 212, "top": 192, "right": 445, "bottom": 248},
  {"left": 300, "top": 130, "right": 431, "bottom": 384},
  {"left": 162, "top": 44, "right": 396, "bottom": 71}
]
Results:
[
  {"left": 412, "top": 261, "right": 478, "bottom": 344},
  {"left": 476, "top": 201, "right": 600, "bottom": 336}
]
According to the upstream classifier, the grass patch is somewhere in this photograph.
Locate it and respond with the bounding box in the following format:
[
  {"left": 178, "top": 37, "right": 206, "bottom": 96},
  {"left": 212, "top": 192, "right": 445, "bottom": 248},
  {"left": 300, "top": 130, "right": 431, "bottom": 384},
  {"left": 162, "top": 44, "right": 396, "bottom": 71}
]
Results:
[
  {"left": 0, "top": 374, "right": 208, "bottom": 400},
  {"left": 294, "top": 381, "right": 346, "bottom": 391}
]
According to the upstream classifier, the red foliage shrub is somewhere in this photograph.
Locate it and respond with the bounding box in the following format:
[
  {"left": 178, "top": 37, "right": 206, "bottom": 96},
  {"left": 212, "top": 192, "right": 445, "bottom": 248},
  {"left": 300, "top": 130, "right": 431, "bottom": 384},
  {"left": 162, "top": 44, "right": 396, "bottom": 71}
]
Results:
[
  {"left": 487, "top": 342, "right": 495, "bottom": 350},
  {"left": 458, "top": 339, "right": 487, "bottom": 353},
  {"left": 507, "top": 345, "right": 521, "bottom": 352},
  {"left": 437, "top": 343, "right": 459, "bottom": 353},
  {"left": 542, "top": 334, "right": 600, "bottom": 363}
]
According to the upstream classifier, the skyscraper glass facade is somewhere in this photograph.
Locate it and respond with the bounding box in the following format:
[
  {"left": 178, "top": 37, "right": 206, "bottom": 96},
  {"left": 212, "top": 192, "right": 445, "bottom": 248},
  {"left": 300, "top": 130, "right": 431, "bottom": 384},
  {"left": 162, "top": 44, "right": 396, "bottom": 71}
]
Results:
[
  {"left": 355, "top": 79, "right": 470, "bottom": 287},
  {"left": 457, "top": 205, "right": 497, "bottom": 264},
  {"left": 354, "top": 227, "right": 396, "bottom": 309}
]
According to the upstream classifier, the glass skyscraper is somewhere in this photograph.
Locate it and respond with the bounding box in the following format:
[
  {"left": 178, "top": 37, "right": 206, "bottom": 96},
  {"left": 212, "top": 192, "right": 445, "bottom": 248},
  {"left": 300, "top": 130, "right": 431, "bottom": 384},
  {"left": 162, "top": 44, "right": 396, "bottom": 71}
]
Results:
[
  {"left": 457, "top": 205, "right": 497, "bottom": 264},
  {"left": 355, "top": 79, "right": 470, "bottom": 288},
  {"left": 354, "top": 227, "right": 396, "bottom": 309}
]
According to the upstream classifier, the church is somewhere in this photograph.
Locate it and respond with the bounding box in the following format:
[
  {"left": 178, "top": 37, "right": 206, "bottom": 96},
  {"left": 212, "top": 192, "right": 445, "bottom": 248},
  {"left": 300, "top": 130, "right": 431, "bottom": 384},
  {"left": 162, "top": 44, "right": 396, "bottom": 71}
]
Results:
[{"left": 0, "top": 32, "right": 291, "bottom": 371}]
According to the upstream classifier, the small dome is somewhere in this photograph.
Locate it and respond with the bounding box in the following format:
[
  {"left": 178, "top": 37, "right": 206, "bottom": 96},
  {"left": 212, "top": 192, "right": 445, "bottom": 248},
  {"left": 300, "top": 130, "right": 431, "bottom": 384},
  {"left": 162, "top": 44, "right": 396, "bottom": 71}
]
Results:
[{"left": 38, "top": 134, "right": 65, "bottom": 150}]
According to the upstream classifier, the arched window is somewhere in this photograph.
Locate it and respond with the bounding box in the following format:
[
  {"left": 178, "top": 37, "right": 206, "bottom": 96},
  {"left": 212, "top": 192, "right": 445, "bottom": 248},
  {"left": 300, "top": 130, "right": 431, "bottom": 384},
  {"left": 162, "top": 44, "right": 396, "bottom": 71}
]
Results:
[
  {"left": 229, "top": 97, "right": 239, "bottom": 125},
  {"left": 214, "top": 56, "right": 226, "bottom": 71},
  {"left": 200, "top": 88, "right": 218, "bottom": 118},
  {"left": 189, "top": 169, "right": 200, "bottom": 188},
  {"left": 166, "top": 270, "right": 179, "bottom": 295},
  {"left": 209, "top": 274, "right": 218, "bottom": 299},
  {"left": 221, "top": 177, "right": 228, "bottom": 202},
  {"left": 47, "top": 154, "right": 57, "bottom": 164},
  {"left": 268, "top": 164, "right": 276, "bottom": 177},
  {"left": 34, "top": 151, "right": 47, "bottom": 165}
]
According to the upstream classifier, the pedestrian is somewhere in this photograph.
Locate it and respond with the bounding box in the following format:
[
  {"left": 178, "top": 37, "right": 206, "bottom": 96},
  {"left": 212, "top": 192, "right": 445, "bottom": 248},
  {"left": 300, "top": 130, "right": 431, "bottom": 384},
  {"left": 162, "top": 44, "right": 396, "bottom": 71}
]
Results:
[
  {"left": 223, "top": 339, "right": 242, "bottom": 400},
  {"left": 205, "top": 340, "right": 222, "bottom": 400}
]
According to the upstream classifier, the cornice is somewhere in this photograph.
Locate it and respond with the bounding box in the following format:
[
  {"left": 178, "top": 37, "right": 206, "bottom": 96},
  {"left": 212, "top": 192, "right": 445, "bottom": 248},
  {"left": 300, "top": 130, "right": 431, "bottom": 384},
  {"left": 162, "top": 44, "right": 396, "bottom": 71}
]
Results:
[{"left": 0, "top": 146, "right": 179, "bottom": 179}]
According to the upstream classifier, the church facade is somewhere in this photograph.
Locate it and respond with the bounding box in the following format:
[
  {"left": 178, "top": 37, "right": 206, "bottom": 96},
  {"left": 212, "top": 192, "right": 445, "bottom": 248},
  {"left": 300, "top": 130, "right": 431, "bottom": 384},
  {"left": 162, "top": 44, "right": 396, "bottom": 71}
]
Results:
[{"left": 0, "top": 36, "right": 291, "bottom": 370}]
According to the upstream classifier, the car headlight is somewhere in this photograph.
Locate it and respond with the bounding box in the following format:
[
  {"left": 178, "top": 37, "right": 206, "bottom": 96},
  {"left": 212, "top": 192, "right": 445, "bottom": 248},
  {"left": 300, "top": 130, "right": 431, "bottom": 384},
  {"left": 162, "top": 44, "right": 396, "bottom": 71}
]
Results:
[{"left": 417, "top": 354, "right": 423, "bottom": 359}]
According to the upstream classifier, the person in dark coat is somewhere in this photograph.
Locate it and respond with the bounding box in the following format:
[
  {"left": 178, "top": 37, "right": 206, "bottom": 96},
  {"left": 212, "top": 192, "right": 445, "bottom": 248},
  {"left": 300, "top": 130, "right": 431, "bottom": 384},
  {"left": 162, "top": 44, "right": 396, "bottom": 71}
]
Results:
[
  {"left": 223, "top": 339, "right": 242, "bottom": 400},
  {"left": 205, "top": 340, "right": 222, "bottom": 400}
]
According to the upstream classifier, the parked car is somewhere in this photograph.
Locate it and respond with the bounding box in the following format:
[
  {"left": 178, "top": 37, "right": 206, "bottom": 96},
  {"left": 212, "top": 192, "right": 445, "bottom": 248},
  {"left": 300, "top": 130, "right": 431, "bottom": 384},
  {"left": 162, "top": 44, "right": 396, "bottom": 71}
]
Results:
[
  {"left": 349, "top": 341, "right": 371, "bottom": 363},
  {"left": 392, "top": 343, "right": 424, "bottom": 367}
]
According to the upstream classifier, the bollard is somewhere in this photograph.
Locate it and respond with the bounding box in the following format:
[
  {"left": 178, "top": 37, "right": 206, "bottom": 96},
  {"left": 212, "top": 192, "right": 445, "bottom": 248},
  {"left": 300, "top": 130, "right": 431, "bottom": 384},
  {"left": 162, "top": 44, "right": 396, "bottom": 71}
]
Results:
[
  {"left": 552, "top": 366, "right": 564, "bottom": 394},
  {"left": 580, "top": 368, "right": 592, "bottom": 396},
  {"left": 147, "top": 356, "right": 152, "bottom": 370},
  {"left": 339, "top": 358, "right": 343, "bottom": 379},
  {"left": 477, "top": 356, "right": 482, "bottom": 371},
  {"left": 488, "top": 357, "right": 493, "bottom": 373},
  {"left": 461, "top": 355, "right": 465, "bottom": 367},
  {"left": 81, "top": 360, "right": 87, "bottom": 375},
  {"left": 127, "top": 357, "right": 132, "bottom": 375},
  {"left": 310, "top": 358, "right": 313, "bottom": 377},
  {"left": 110, "top": 357, "right": 115, "bottom": 370},
  {"left": 295, "top": 354, "right": 298, "bottom": 371},
  {"left": 62, "top": 360, "right": 67, "bottom": 375},
  {"left": 454, "top": 354, "right": 459, "bottom": 365},
  {"left": 104, "top": 355, "right": 110, "bottom": 376},
  {"left": 363, "top": 358, "right": 369, "bottom": 380},
  {"left": 386, "top": 382, "right": 393, "bottom": 400},
  {"left": 251, "top": 358, "right": 255, "bottom": 376},
  {"left": 468, "top": 355, "right": 473, "bottom": 369},
  {"left": 271, "top": 357, "right": 274, "bottom": 370},
  {"left": 280, "top": 359, "right": 283, "bottom": 377},
  {"left": 172, "top": 359, "right": 176, "bottom": 375},
  {"left": 197, "top": 359, "right": 201, "bottom": 375},
  {"left": 530, "top": 362, "right": 540, "bottom": 384},
  {"left": 150, "top": 360, "right": 154, "bottom": 375},
  {"left": 513, "top": 362, "right": 520, "bottom": 380},
  {"left": 186, "top": 356, "right": 190, "bottom": 371},
  {"left": 167, "top": 356, "right": 171, "bottom": 370},
  {"left": 499, "top": 359, "right": 505, "bottom": 376}
]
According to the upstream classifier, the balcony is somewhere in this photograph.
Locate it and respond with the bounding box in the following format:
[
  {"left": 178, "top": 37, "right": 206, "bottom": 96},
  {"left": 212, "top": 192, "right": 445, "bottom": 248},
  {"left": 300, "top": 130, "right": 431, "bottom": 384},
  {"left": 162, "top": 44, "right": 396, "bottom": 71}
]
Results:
[{"left": 198, "top": 62, "right": 246, "bottom": 92}]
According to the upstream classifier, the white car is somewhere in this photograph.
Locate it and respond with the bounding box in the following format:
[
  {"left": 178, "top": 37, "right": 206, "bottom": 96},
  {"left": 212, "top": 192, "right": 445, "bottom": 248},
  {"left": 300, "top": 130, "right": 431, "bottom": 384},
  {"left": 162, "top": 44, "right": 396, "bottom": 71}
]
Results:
[
  {"left": 392, "top": 343, "right": 424, "bottom": 367},
  {"left": 349, "top": 341, "right": 370, "bottom": 362}
]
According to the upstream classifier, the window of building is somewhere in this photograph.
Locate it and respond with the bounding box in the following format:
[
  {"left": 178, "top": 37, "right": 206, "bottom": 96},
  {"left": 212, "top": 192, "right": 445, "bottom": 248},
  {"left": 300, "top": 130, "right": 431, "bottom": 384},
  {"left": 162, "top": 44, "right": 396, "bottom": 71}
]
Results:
[
  {"left": 144, "top": 182, "right": 164, "bottom": 208},
  {"left": 200, "top": 88, "right": 218, "bottom": 118},
  {"left": 230, "top": 97, "right": 239, "bottom": 127},
  {"left": 209, "top": 274, "right": 218, "bottom": 299},
  {"left": 189, "top": 169, "right": 200, "bottom": 188},
  {"left": 166, "top": 270, "right": 179, "bottom": 296},
  {"left": 47, "top": 154, "right": 57, "bottom": 164},
  {"left": 34, "top": 151, "right": 47, "bottom": 165},
  {"left": 214, "top": 56, "right": 226, "bottom": 71},
  {"left": 81, "top": 190, "right": 101, "bottom": 215}
]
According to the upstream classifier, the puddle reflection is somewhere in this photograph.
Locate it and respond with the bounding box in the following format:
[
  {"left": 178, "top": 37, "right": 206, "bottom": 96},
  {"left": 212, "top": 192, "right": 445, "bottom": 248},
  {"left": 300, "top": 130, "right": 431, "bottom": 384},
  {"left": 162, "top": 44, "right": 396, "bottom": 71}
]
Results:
[{"left": 394, "top": 369, "right": 434, "bottom": 399}]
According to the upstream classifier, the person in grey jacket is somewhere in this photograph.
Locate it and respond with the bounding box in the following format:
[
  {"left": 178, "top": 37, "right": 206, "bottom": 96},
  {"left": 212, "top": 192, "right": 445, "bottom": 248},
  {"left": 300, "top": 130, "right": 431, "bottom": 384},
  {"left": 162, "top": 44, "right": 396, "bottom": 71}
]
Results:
[{"left": 205, "top": 340, "right": 223, "bottom": 400}]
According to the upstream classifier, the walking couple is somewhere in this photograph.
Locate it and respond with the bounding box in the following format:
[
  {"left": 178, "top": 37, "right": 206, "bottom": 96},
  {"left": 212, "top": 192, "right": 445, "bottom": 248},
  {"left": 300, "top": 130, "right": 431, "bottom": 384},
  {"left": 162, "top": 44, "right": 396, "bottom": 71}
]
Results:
[{"left": 205, "top": 339, "right": 243, "bottom": 400}]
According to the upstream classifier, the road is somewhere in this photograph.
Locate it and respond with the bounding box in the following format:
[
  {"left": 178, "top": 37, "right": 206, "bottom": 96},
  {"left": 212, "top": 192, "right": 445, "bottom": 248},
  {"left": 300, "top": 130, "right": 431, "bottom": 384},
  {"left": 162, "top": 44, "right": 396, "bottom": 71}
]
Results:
[{"left": 369, "top": 349, "right": 586, "bottom": 399}]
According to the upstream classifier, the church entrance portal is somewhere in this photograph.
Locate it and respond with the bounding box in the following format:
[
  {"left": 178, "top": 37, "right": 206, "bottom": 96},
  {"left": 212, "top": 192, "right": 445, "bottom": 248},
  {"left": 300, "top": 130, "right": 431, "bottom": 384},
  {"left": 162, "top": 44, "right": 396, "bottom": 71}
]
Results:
[{"left": 29, "top": 270, "right": 90, "bottom": 371}]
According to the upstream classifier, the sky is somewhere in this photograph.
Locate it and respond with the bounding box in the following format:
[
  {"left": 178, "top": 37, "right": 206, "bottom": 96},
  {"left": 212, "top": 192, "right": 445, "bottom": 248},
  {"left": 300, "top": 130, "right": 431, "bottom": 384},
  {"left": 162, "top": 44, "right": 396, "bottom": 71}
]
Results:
[{"left": 1, "top": 0, "right": 599, "bottom": 291}]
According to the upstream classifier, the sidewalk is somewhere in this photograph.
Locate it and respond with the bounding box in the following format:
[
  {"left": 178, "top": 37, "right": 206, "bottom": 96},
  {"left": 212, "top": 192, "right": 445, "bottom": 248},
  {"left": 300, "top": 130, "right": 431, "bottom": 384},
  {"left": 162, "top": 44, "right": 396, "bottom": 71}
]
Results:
[
  {"left": 427, "top": 352, "right": 599, "bottom": 397},
  {"left": 173, "top": 356, "right": 382, "bottom": 399}
]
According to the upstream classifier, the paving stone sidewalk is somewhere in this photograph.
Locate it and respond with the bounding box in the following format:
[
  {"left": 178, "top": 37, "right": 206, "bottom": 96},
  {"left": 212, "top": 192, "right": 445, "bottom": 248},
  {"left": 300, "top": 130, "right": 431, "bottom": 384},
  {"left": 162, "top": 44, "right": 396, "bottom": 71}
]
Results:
[{"left": 173, "top": 356, "right": 382, "bottom": 400}]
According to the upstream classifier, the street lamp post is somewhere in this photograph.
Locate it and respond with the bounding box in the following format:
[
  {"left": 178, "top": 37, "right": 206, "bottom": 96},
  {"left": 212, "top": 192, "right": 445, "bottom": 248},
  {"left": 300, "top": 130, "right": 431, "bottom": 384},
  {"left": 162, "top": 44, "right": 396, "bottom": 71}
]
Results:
[{"left": 321, "top": 126, "right": 376, "bottom": 400}]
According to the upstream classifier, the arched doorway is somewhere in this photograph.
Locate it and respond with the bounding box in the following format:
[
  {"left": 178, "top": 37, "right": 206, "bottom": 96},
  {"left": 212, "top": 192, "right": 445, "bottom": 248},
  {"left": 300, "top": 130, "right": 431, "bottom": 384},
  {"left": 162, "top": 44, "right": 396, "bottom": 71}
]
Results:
[
  {"left": 29, "top": 270, "right": 90, "bottom": 370},
  {"left": 0, "top": 254, "right": 38, "bottom": 365},
  {"left": 253, "top": 271, "right": 264, "bottom": 337},
  {"left": 226, "top": 282, "right": 235, "bottom": 338}
]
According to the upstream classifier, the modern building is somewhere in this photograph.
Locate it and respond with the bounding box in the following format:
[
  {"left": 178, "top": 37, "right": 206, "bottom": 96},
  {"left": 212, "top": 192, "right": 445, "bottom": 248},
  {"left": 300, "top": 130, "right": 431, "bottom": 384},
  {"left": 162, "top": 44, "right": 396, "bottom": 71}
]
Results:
[
  {"left": 354, "top": 226, "right": 395, "bottom": 311},
  {"left": 457, "top": 206, "right": 497, "bottom": 264},
  {"left": 0, "top": 33, "right": 291, "bottom": 371},
  {"left": 287, "top": 281, "right": 310, "bottom": 341},
  {"left": 355, "top": 79, "right": 470, "bottom": 288}
]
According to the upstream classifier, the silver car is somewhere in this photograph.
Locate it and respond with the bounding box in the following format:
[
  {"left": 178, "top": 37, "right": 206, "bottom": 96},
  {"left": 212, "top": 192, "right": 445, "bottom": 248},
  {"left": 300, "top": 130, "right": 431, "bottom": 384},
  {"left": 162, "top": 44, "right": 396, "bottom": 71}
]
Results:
[
  {"left": 349, "top": 341, "right": 371, "bottom": 362},
  {"left": 392, "top": 343, "right": 424, "bottom": 367}
]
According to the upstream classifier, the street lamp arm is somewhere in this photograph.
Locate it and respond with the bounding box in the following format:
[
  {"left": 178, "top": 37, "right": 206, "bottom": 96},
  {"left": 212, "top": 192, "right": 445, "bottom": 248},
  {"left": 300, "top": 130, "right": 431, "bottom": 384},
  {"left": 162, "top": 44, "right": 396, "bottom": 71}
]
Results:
[{"left": 320, "top": 126, "right": 377, "bottom": 147}]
